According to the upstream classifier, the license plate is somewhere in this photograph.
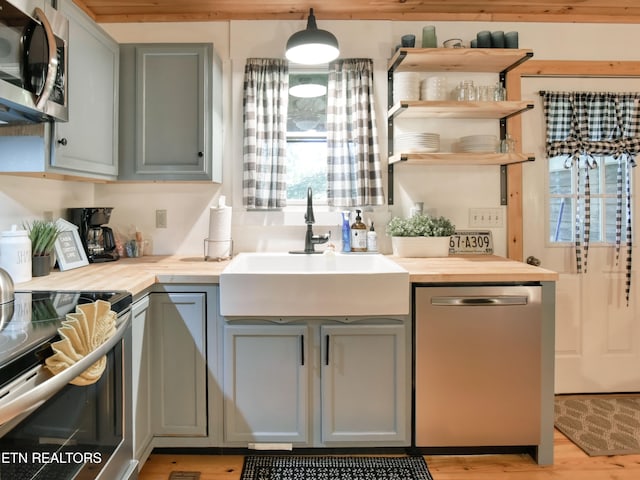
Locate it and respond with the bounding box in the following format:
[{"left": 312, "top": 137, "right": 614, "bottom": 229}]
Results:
[{"left": 449, "top": 230, "right": 494, "bottom": 254}]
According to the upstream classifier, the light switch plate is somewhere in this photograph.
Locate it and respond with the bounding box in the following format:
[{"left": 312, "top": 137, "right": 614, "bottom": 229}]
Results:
[
  {"left": 156, "top": 209, "right": 167, "bottom": 228},
  {"left": 468, "top": 207, "right": 503, "bottom": 228}
]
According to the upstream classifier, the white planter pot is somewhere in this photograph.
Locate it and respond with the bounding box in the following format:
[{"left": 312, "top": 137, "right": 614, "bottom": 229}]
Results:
[{"left": 391, "top": 236, "right": 450, "bottom": 258}]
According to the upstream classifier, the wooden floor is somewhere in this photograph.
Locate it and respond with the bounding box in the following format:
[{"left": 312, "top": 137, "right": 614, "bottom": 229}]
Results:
[{"left": 138, "top": 429, "right": 640, "bottom": 480}]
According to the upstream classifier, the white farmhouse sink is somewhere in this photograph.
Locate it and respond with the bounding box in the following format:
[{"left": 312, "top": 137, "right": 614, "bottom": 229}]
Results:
[{"left": 219, "top": 252, "right": 409, "bottom": 317}]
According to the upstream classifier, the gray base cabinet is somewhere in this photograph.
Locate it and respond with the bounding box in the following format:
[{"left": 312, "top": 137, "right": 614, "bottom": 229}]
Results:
[
  {"left": 222, "top": 318, "right": 410, "bottom": 447},
  {"left": 223, "top": 324, "right": 309, "bottom": 444},
  {"left": 321, "top": 324, "right": 408, "bottom": 444},
  {"left": 131, "top": 296, "right": 152, "bottom": 469},
  {"left": 150, "top": 291, "right": 207, "bottom": 437},
  {"left": 119, "top": 44, "right": 222, "bottom": 181}
]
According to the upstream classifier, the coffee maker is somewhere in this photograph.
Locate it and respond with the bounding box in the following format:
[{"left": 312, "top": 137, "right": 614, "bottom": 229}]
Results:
[{"left": 68, "top": 208, "right": 119, "bottom": 262}]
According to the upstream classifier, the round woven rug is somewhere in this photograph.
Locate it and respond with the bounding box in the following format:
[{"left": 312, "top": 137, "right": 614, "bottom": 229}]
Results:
[{"left": 554, "top": 395, "right": 640, "bottom": 456}]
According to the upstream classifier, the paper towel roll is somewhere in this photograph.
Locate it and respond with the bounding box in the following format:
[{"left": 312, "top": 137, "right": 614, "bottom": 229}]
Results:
[{"left": 206, "top": 205, "right": 232, "bottom": 259}]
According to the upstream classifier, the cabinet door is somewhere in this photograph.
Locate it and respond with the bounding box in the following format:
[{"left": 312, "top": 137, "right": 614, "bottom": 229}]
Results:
[
  {"left": 119, "top": 44, "right": 221, "bottom": 181},
  {"left": 223, "top": 324, "right": 308, "bottom": 444},
  {"left": 150, "top": 292, "right": 207, "bottom": 436},
  {"left": 131, "top": 296, "right": 152, "bottom": 466},
  {"left": 320, "top": 324, "right": 408, "bottom": 444},
  {"left": 54, "top": 0, "right": 119, "bottom": 177}
]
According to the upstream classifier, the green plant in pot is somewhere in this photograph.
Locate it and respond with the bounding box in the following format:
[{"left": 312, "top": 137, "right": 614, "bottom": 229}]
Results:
[
  {"left": 387, "top": 213, "right": 456, "bottom": 257},
  {"left": 24, "top": 220, "right": 60, "bottom": 277}
]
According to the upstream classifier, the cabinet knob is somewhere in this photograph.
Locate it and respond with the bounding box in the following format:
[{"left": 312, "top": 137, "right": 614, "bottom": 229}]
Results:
[
  {"left": 198, "top": 151, "right": 204, "bottom": 158},
  {"left": 57, "top": 138, "right": 68, "bottom": 146}
]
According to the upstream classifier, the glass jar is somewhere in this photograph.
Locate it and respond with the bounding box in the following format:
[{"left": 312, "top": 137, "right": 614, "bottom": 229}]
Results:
[
  {"left": 456, "top": 80, "right": 477, "bottom": 101},
  {"left": 500, "top": 134, "right": 516, "bottom": 153}
]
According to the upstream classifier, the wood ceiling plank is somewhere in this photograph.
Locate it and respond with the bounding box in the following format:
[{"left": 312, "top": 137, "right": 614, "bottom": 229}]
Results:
[{"left": 73, "top": 0, "right": 640, "bottom": 23}]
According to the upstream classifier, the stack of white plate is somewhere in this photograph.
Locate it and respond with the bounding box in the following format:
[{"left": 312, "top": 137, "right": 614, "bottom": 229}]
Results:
[
  {"left": 459, "top": 134, "right": 498, "bottom": 153},
  {"left": 395, "top": 132, "right": 440, "bottom": 153},
  {"left": 393, "top": 72, "right": 420, "bottom": 103},
  {"left": 420, "top": 76, "right": 448, "bottom": 100}
]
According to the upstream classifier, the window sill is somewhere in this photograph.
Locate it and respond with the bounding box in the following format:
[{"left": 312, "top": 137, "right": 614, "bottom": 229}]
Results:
[{"left": 237, "top": 206, "right": 340, "bottom": 226}]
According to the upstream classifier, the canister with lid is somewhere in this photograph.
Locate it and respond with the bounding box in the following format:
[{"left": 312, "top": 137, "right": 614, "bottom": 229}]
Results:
[{"left": 0, "top": 225, "right": 32, "bottom": 283}]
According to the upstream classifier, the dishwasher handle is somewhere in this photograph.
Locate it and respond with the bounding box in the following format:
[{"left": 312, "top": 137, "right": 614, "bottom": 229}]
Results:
[{"left": 430, "top": 295, "right": 529, "bottom": 306}]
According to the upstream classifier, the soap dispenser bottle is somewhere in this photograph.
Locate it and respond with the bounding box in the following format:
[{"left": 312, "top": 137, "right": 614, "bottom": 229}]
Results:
[
  {"left": 350, "top": 209, "right": 367, "bottom": 252},
  {"left": 367, "top": 221, "right": 378, "bottom": 252},
  {"left": 341, "top": 211, "right": 351, "bottom": 253}
]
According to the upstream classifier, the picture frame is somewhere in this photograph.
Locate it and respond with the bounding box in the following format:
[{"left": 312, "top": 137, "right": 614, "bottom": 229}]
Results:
[{"left": 54, "top": 218, "right": 89, "bottom": 271}]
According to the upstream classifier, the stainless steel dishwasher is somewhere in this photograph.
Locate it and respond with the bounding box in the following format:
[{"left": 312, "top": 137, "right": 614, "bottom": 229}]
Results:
[{"left": 414, "top": 284, "right": 541, "bottom": 448}]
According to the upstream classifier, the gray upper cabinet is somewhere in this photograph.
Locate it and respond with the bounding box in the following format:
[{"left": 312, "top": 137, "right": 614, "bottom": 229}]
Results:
[
  {"left": 118, "top": 44, "right": 222, "bottom": 181},
  {"left": 55, "top": 0, "right": 119, "bottom": 177}
]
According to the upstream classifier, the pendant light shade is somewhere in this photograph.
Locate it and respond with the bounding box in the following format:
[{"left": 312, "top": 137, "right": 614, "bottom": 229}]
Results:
[
  {"left": 285, "top": 8, "right": 339, "bottom": 65},
  {"left": 289, "top": 83, "right": 327, "bottom": 98}
]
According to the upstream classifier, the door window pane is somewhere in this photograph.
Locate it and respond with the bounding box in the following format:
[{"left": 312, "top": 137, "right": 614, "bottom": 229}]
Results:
[{"left": 548, "top": 155, "right": 631, "bottom": 244}]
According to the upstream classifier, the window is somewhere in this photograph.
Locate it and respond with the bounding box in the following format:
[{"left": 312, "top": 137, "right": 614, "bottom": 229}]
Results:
[
  {"left": 286, "top": 71, "right": 328, "bottom": 203},
  {"left": 549, "top": 155, "right": 632, "bottom": 244},
  {"left": 243, "top": 58, "right": 383, "bottom": 209}
]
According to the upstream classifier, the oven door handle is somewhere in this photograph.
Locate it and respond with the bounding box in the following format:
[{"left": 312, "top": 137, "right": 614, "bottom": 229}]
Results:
[
  {"left": 33, "top": 7, "right": 59, "bottom": 110},
  {"left": 0, "top": 311, "right": 131, "bottom": 426}
]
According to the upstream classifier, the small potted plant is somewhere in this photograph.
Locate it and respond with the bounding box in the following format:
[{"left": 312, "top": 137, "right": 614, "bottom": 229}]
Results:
[
  {"left": 24, "top": 220, "right": 60, "bottom": 277},
  {"left": 386, "top": 213, "right": 456, "bottom": 257}
]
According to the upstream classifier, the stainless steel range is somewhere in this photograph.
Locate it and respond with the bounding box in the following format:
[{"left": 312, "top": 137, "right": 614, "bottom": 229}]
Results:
[{"left": 0, "top": 290, "right": 137, "bottom": 480}]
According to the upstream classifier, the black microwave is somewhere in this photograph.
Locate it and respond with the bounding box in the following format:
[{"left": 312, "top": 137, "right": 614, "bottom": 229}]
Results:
[{"left": 0, "top": 0, "right": 68, "bottom": 124}]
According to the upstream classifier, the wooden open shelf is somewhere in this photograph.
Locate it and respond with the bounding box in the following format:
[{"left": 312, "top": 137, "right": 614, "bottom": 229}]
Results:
[
  {"left": 388, "top": 48, "right": 534, "bottom": 73},
  {"left": 386, "top": 47, "right": 536, "bottom": 205},
  {"left": 388, "top": 152, "right": 535, "bottom": 166},
  {"left": 388, "top": 100, "right": 534, "bottom": 120}
]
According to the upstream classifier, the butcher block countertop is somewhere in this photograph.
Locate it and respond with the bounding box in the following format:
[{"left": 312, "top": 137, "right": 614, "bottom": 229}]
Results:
[
  {"left": 15, "top": 254, "right": 558, "bottom": 296},
  {"left": 392, "top": 255, "right": 558, "bottom": 283}
]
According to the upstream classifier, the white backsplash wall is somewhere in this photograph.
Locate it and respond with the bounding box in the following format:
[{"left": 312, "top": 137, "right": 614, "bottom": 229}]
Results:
[
  {"left": 94, "top": 183, "right": 224, "bottom": 256},
  {"left": 0, "top": 176, "right": 94, "bottom": 231}
]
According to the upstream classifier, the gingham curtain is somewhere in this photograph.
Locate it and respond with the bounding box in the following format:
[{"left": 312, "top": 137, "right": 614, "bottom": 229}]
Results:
[
  {"left": 541, "top": 91, "right": 639, "bottom": 305},
  {"left": 326, "top": 59, "right": 385, "bottom": 207},
  {"left": 243, "top": 59, "right": 289, "bottom": 209}
]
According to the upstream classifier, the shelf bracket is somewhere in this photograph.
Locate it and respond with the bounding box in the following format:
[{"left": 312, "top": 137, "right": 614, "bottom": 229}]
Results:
[
  {"left": 500, "top": 51, "right": 534, "bottom": 76},
  {"left": 388, "top": 50, "right": 408, "bottom": 74},
  {"left": 500, "top": 165, "right": 508, "bottom": 205},
  {"left": 388, "top": 67, "right": 395, "bottom": 205},
  {"left": 388, "top": 163, "right": 395, "bottom": 205}
]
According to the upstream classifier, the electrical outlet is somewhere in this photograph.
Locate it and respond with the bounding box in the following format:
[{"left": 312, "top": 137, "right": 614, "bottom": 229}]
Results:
[
  {"left": 156, "top": 209, "right": 167, "bottom": 228},
  {"left": 468, "top": 208, "right": 503, "bottom": 228}
]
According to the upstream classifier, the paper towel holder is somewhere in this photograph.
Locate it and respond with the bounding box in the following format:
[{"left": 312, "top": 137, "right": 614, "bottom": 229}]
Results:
[{"left": 204, "top": 238, "right": 233, "bottom": 262}]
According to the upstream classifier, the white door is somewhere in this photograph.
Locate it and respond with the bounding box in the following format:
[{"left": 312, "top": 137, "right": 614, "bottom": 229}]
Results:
[{"left": 521, "top": 76, "right": 640, "bottom": 393}]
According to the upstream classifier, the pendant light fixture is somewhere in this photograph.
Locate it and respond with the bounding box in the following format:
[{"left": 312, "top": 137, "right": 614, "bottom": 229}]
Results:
[{"left": 285, "top": 8, "right": 339, "bottom": 65}]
